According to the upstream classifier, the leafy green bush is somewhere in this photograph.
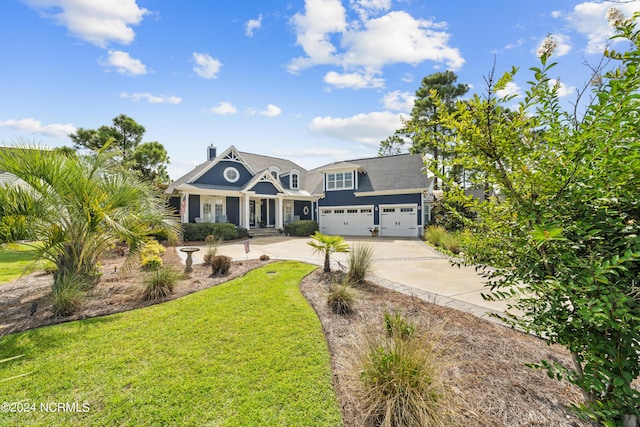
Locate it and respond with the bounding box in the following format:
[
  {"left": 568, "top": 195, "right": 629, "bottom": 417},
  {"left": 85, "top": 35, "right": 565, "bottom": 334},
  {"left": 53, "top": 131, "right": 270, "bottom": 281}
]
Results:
[
  {"left": 383, "top": 310, "right": 415, "bottom": 339},
  {"left": 141, "top": 240, "right": 166, "bottom": 257},
  {"left": 431, "top": 195, "right": 476, "bottom": 232},
  {"left": 425, "top": 225, "right": 447, "bottom": 247},
  {"left": 50, "top": 272, "right": 87, "bottom": 317},
  {"left": 182, "top": 223, "right": 238, "bottom": 242},
  {"left": 237, "top": 227, "right": 249, "bottom": 238},
  {"left": 327, "top": 282, "right": 354, "bottom": 314},
  {"left": 141, "top": 255, "right": 163, "bottom": 271},
  {"left": 283, "top": 220, "right": 319, "bottom": 237},
  {"left": 347, "top": 242, "right": 374, "bottom": 286},
  {"left": 141, "top": 265, "right": 181, "bottom": 300},
  {"left": 358, "top": 325, "right": 451, "bottom": 426}
]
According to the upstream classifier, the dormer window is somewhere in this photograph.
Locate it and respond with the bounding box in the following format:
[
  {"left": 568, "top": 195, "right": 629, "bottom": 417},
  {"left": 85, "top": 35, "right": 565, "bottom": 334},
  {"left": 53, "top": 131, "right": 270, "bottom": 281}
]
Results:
[
  {"left": 269, "top": 166, "right": 280, "bottom": 180},
  {"left": 291, "top": 173, "right": 299, "bottom": 189},
  {"left": 326, "top": 171, "right": 353, "bottom": 190}
]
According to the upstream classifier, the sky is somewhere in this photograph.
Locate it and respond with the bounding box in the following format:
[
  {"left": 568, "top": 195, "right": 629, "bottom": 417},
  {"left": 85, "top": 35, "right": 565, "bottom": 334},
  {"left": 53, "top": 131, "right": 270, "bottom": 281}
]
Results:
[{"left": 1, "top": 0, "right": 639, "bottom": 180}]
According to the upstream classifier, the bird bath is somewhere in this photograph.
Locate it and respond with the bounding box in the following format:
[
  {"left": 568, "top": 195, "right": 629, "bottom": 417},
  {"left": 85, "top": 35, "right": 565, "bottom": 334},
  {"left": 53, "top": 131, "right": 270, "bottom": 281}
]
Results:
[{"left": 180, "top": 247, "right": 200, "bottom": 273}]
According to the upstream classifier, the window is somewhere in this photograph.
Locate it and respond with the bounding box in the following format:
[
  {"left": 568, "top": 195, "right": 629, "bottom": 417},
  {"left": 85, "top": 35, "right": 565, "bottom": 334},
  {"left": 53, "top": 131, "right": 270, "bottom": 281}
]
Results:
[
  {"left": 203, "top": 202, "right": 212, "bottom": 222},
  {"left": 224, "top": 167, "right": 240, "bottom": 183},
  {"left": 360, "top": 208, "right": 372, "bottom": 213},
  {"left": 400, "top": 207, "right": 414, "bottom": 213},
  {"left": 326, "top": 171, "right": 354, "bottom": 191},
  {"left": 291, "top": 173, "right": 299, "bottom": 189},
  {"left": 383, "top": 208, "right": 395, "bottom": 213},
  {"left": 271, "top": 171, "right": 278, "bottom": 179},
  {"left": 215, "top": 199, "right": 224, "bottom": 220},
  {"left": 334, "top": 209, "right": 345, "bottom": 214},
  {"left": 347, "top": 209, "right": 358, "bottom": 214}
]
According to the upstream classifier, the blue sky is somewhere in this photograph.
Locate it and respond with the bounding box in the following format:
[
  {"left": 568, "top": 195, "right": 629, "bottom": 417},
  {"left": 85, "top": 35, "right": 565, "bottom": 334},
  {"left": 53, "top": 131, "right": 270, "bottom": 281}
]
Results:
[{"left": 1, "top": 0, "right": 638, "bottom": 180}]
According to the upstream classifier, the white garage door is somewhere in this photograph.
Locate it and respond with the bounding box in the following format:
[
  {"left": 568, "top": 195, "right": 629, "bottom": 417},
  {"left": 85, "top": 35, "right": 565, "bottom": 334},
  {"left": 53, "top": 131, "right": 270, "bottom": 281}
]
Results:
[
  {"left": 380, "top": 204, "right": 418, "bottom": 237},
  {"left": 319, "top": 206, "right": 373, "bottom": 236}
]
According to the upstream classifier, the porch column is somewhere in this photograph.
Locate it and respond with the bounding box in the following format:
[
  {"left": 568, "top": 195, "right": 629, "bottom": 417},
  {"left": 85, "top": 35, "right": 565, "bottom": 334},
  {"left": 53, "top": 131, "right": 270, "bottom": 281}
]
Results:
[
  {"left": 181, "top": 193, "right": 189, "bottom": 223},
  {"left": 276, "top": 197, "right": 283, "bottom": 229},
  {"left": 243, "top": 193, "right": 251, "bottom": 229}
]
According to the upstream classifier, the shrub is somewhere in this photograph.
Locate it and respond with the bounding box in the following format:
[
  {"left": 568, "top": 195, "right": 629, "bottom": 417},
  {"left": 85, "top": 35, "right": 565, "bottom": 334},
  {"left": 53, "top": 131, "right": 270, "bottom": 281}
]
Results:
[
  {"left": 141, "top": 255, "right": 163, "bottom": 271},
  {"left": 327, "top": 282, "right": 354, "bottom": 315},
  {"left": 383, "top": 310, "right": 415, "bottom": 339},
  {"left": 424, "top": 225, "right": 447, "bottom": 247},
  {"left": 347, "top": 243, "right": 374, "bottom": 286},
  {"left": 202, "top": 235, "right": 222, "bottom": 265},
  {"left": 439, "top": 233, "right": 461, "bottom": 254},
  {"left": 141, "top": 265, "right": 181, "bottom": 300},
  {"left": 357, "top": 326, "right": 451, "bottom": 427},
  {"left": 237, "top": 227, "right": 249, "bottom": 238},
  {"left": 49, "top": 272, "right": 86, "bottom": 317},
  {"left": 259, "top": 254, "right": 270, "bottom": 261},
  {"left": 431, "top": 195, "right": 476, "bottom": 232},
  {"left": 182, "top": 223, "right": 239, "bottom": 242},
  {"left": 283, "top": 220, "right": 319, "bottom": 237},
  {"left": 141, "top": 240, "right": 166, "bottom": 257},
  {"left": 211, "top": 255, "right": 231, "bottom": 276}
]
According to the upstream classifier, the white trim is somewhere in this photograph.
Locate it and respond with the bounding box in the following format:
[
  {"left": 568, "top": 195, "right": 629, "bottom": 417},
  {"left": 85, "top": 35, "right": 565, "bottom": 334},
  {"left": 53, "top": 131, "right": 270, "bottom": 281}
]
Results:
[
  {"left": 242, "top": 170, "right": 286, "bottom": 194},
  {"left": 187, "top": 145, "right": 256, "bottom": 183},
  {"left": 325, "top": 171, "right": 354, "bottom": 191},
  {"left": 354, "top": 188, "right": 426, "bottom": 197},
  {"left": 290, "top": 169, "right": 300, "bottom": 189},
  {"left": 319, "top": 204, "right": 374, "bottom": 211}
]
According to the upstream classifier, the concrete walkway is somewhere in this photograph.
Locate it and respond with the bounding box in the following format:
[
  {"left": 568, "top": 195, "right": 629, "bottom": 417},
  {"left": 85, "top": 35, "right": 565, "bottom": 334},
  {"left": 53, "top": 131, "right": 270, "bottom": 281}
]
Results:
[{"left": 177, "top": 236, "right": 509, "bottom": 323}]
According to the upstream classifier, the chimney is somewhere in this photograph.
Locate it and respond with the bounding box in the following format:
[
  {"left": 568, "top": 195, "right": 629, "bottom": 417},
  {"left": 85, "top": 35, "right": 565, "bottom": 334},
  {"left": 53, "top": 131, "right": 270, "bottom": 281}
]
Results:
[{"left": 207, "top": 145, "right": 217, "bottom": 160}]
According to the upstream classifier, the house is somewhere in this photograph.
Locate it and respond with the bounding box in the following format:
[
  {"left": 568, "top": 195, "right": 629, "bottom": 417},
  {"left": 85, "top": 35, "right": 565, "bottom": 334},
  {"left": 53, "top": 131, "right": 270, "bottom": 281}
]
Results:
[{"left": 166, "top": 145, "right": 434, "bottom": 237}]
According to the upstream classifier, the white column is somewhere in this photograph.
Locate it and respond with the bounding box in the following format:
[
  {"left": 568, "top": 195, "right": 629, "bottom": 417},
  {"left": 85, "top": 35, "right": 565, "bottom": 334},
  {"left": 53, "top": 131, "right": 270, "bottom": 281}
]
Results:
[
  {"left": 181, "top": 193, "right": 189, "bottom": 223},
  {"left": 276, "top": 197, "right": 283, "bottom": 229},
  {"left": 243, "top": 193, "right": 251, "bottom": 229}
]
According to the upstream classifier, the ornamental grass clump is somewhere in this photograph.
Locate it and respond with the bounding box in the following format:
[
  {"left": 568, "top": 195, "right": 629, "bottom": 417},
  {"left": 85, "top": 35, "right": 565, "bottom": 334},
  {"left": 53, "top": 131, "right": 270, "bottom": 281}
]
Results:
[
  {"left": 357, "top": 317, "right": 452, "bottom": 427},
  {"left": 383, "top": 309, "right": 416, "bottom": 339},
  {"left": 327, "top": 281, "right": 354, "bottom": 315},
  {"left": 141, "top": 265, "right": 181, "bottom": 300},
  {"left": 347, "top": 242, "right": 374, "bottom": 286},
  {"left": 425, "top": 225, "right": 447, "bottom": 247},
  {"left": 203, "top": 234, "right": 222, "bottom": 265},
  {"left": 50, "top": 271, "right": 87, "bottom": 317}
]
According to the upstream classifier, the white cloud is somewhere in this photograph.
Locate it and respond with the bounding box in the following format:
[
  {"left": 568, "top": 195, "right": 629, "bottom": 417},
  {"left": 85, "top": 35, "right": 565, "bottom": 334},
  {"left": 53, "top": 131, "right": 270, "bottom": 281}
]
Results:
[
  {"left": 0, "top": 118, "right": 76, "bottom": 138},
  {"left": 193, "top": 52, "right": 222, "bottom": 79},
  {"left": 102, "top": 50, "right": 146, "bottom": 75},
  {"left": 567, "top": 1, "right": 640, "bottom": 54},
  {"left": 120, "top": 92, "right": 181, "bottom": 104},
  {"left": 255, "top": 104, "right": 282, "bottom": 117},
  {"left": 24, "top": 0, "right": 148, "bottom": 47},
  {"left": 288, "top": 2, "right": 464, "bottom": 75},
  {"left": 245, "top": 14, "right": 263, "bottom": 37},
  {"left": 324, "top": 71, "right": 384, "bottom": 89},
  {"left": 209, "top": 102, "right": 238, "bottom": 115},
  {"left": 382, "top": 91, "right": 415, "bottom": 112},
  {"left": 548, "top": 79, "right": 576, "bottom": 97},
  {"left": 308, "top": 111, "right": 405, "bottom": 146},
  {"left": 495, "top": 81, "right": 521, "bottom": 99},
  {"left": 551, "top": 10, "right": 562, "bottom": 19}
]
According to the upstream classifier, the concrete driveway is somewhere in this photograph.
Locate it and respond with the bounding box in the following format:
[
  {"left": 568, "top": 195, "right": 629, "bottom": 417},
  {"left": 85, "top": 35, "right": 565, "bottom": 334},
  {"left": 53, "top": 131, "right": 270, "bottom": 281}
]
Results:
[{"left": 178, "top": 236, "right": 509, "bottom": 322}]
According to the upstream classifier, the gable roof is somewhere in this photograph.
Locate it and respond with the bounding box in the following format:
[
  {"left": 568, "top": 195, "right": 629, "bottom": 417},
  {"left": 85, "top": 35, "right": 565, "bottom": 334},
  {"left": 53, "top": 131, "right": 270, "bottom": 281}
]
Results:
[
  {"left": 167, "top": 147, "right": 431, "bottom": 196},
  {"left": 310, "top": 153, "right": 431, "bottom": 195}
]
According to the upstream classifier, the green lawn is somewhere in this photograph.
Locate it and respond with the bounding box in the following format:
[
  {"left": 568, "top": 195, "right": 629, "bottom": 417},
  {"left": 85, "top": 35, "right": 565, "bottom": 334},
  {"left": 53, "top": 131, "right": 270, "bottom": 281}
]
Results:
[
  {"left": 0, "top": 261, "right": 342, "bottom": 426},
  {"left": 0, "top": 243, "right": 42, "bottom": 284}
]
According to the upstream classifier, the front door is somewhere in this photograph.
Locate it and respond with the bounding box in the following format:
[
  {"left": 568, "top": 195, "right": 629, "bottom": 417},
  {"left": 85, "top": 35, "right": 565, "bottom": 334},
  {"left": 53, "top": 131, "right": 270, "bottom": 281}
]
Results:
[{"left": 249, "top": 200, "right": 256, "bottom": 227}]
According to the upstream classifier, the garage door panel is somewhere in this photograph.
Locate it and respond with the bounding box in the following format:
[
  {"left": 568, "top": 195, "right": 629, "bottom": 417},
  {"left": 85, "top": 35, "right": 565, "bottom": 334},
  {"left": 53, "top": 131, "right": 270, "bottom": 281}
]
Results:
[
  {"left": 319, "top": 207, "right": 373, "bottom": 236},
  {"left": 380, "top": 205, "right": 418, "bottom": 237}
]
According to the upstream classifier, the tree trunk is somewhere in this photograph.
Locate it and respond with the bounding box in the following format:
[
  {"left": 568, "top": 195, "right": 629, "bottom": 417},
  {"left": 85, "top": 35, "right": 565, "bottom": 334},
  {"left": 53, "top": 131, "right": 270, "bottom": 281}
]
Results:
[{"left": 324, "top": 253, "right": 331, "bottom": 273}]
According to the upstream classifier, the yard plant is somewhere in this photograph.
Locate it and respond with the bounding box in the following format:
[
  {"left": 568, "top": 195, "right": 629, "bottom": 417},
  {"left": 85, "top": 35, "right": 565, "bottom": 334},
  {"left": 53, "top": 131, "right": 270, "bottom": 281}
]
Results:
[
  {"left": 307, "top": 231, "right": 349, "bottom": 273},
  {"left": 0, "top": 143, "right": 180, "bottom": 314},
  {"left": 427, "top": 11, "right": 640, "bottom": 425},
  {"left": 0, "top": 261, "right": 342, "bottom": 426}
]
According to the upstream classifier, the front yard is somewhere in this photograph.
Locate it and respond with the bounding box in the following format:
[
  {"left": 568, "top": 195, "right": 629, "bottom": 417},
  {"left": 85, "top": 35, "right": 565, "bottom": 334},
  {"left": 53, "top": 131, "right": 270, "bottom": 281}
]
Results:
[{"left": 0, "top": 261, "right": 342, "bottom": 426}]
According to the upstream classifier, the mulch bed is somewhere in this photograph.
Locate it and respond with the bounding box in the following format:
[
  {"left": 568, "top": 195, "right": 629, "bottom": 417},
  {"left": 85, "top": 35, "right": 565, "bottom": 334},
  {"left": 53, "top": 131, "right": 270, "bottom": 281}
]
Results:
[{"left": 0, "top": 248, "right": 597, "bottom": 426}]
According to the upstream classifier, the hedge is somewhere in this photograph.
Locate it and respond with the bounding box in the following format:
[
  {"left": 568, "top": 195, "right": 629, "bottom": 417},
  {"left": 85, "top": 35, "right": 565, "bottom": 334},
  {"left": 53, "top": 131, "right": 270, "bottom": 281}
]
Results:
[
  {"left": 182, "top": 223, "right": 242, "bottom": 242},
  {"left": 283, "top": 220, "right": 319, "bottom": 237}
]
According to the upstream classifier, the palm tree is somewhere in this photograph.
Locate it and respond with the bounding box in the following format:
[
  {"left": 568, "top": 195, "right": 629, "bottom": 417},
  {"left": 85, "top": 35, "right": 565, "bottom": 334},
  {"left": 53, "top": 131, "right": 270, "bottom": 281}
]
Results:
[
  {"left": 0, "top": 142, "right": 180, "bottom": 307},
  {"left": 307, "top": 231, "right": 350, "bottom": 273}
]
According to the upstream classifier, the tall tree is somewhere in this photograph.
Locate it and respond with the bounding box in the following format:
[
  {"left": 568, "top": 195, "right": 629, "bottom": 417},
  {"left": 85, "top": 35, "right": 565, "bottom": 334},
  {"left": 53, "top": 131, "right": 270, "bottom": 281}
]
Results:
[
  {"left": 431, "top": 13, "right": 640, "bottom": 426},
  {"left": 69, "top": 114, "right": 170, "bottom": 186},
  {"left": 379, "top": 71, "right": 468, "bottom": 189}
]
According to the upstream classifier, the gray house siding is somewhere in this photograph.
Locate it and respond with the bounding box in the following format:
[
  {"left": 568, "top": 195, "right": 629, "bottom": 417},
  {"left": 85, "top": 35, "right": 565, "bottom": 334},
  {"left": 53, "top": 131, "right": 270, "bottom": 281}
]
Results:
[
  {"left": 250, "top": 181, "right": 279, "bottom": 195},
  {"left": 294, "top": 200, "right": 312, "bottom": 220},
  {"left": 194, "top": 160, "right": 252, "bottom": 187},
  {"left": 226, "top": 196, "right": 240, "bottom": 225},
  {"left": 188, "top": 194, "right": 200, "bottom": 223}
]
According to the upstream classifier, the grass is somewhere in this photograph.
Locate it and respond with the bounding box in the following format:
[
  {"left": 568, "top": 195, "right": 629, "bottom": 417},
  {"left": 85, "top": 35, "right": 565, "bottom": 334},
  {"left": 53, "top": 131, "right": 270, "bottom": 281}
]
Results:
[
  {"left": 0, "top": 243, "right": 42, "bottom": 284},
  {"left": 0, "top": 261, "right": 343, "bottom": 426}
]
